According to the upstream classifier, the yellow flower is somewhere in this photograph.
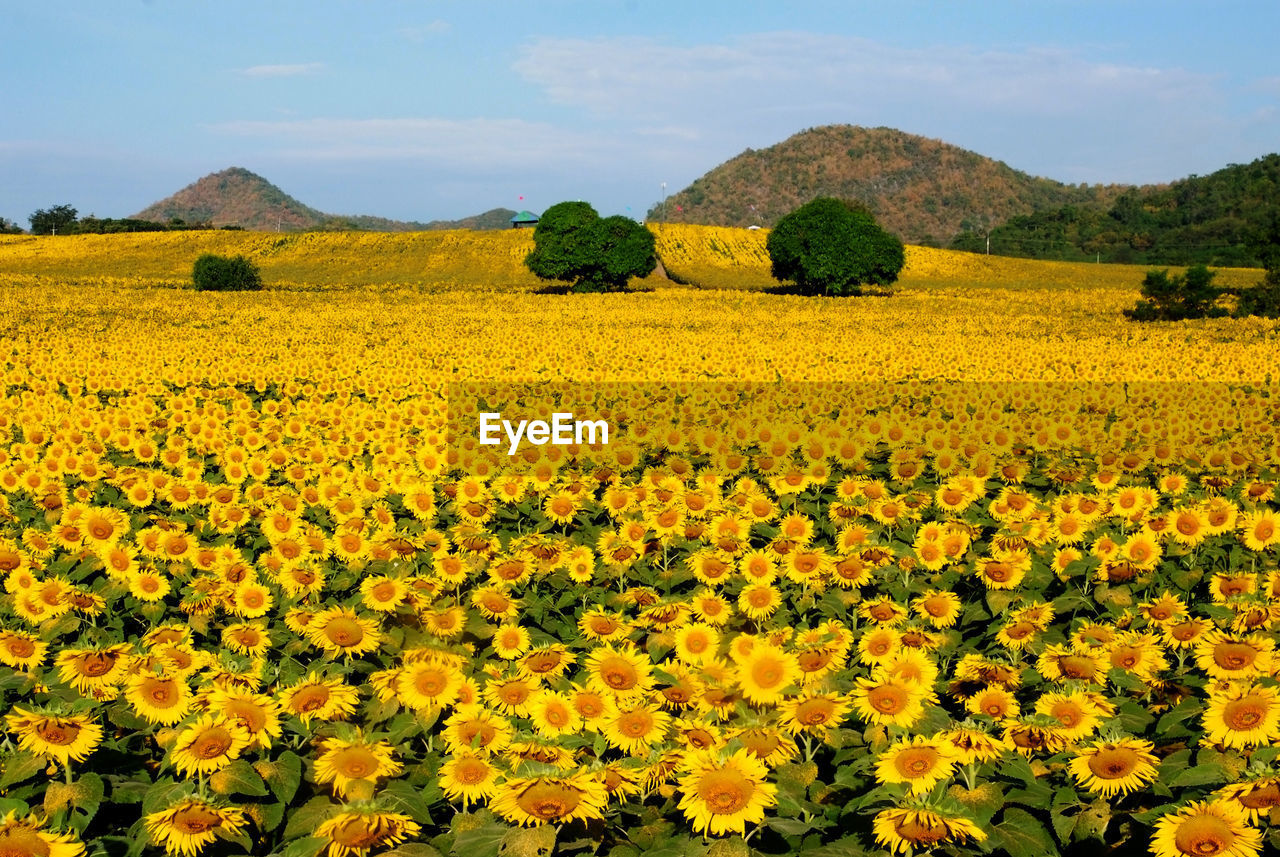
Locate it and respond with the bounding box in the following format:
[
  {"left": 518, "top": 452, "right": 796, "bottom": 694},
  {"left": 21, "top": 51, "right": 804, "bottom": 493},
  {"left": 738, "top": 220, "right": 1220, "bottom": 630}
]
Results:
[
  {"left": 676, "top": 749, "right": 777, "bottom": 836},
  {"left": 1068, "top": 738, "right": 1159, "bottom": 797},
  {"left": 4, "top": 706, "right": 103, "bottom": 767},
  {"left": 1150, "top": 800, "right": 1260, "bottom": 857},
  {"left": 169, "top": 715, "right": 251, "bottom": 777},
  {"left": 314, "top": 736, "right": 403, "bottom": 799},
  {"left": 872, "top": 807, "right": 986, "bottom": 855},
  {"left": 145, "top": 798, "right": 247, "bottom": 857},
  {"left": 0, "top": 809, "right": 87, "bottom": 857},
  {"left": 491, "top": 773, "right": 608, "bottom": 827}
]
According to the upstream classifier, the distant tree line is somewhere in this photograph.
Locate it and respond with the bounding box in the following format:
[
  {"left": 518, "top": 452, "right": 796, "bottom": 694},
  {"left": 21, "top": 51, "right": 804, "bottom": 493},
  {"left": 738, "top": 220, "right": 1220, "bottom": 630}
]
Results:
[
  {"left": 23, "top": 204, "right": 243, "bottom": 235},
  {"left": 952, "top": 155, "right": 1280, "bottom": 266}
]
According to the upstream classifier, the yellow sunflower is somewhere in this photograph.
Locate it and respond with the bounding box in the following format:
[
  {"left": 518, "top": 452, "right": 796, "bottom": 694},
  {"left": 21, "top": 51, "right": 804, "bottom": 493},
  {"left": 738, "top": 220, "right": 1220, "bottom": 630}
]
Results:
[
  {"left": 778, "top": 691, "right": 852, "bottom": 737},
  {"left": 144, "top": 798, "right": 248, "bottom": 857},
  {"left": 0, "top": 630, "right": 47, "bottom": 671},
  {"left": 676, "top": 749, "right": 777, "bottom": 836},
  {"left": 277, "top": 673, "right": 361, "bottom": 723},
  {"left": 491, "top": 773, "right": 608, "bottom": 827},
  {"left": 1216, "top": 776, "right": 1280, "bottom": 823},
  {"left": 1150, "top": 800, "right": 1260, "bottom": 857},
  {"left": 851, "top": 677, "right": 926, "bottom": 728},
  {"left": 603, "top": 702, "right": 673, "bottom": 756},
  {"left": 874, "top": 735, "right": 959, "bottom": 795},
  {"left": 203, "top": 688, "right": 283, "bottom": 749},
  {"left": 305, "top": 607, "right": 383, "bottom": 659},
  {"left": 736, "top": 642, "right": 800, "bottom": 707},
  {"left": 1203, "top": 683, "right": 1280, "bottom": 748},
  {"left": 1068, "top": 738, "right": 1159, "bottom": 797},
  {"left": 0, "top": 809, "right": 86, "bottom": 857},
  {"left": 315, "top": 737, "right": 403, "bottom": 799},
  {"left": 585, "top": 644, "right": 655, "bottom": 702},
  {"left": 4, "top": 706, "right": 103, "bottom": 767},
  {"left": 872, "top": 807, "right": 987, "bottom": 855},
  {"left": 314, "top": 808, "right": 422, "bottom": 857},
  {"left": 125, "top": 672, "right": 193, "bottom": 726},
  {"left": 169, "top": 715, "right": 251, "bottom": 777},
  {"left": 439, "top": 750, "right": 501, "bottom": 806}
]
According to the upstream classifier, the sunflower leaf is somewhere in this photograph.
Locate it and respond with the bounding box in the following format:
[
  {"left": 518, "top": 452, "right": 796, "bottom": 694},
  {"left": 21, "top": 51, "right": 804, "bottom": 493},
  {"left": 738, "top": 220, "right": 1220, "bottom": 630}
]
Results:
[
  {"left": 0, "top": 750, "right": 44, "bottom": 788},
  {"left": 993, "top": 807, "right": 1059, "bottom": 857},
  {"left": 213, "top": 759, "right": 269, "bottom": 796}
]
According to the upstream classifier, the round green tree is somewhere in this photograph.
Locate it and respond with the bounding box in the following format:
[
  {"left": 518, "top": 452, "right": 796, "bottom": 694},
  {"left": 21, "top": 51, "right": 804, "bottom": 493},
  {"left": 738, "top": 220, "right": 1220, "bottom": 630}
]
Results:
[
  {"left": 766, "top": 197, "right": 905, "bottom": 296},
  {"left": 192, "top": 253, "right": 263, "bottom": 291},
  {"left": 525, "top": 202, "right": 654, "bottom": 292}
]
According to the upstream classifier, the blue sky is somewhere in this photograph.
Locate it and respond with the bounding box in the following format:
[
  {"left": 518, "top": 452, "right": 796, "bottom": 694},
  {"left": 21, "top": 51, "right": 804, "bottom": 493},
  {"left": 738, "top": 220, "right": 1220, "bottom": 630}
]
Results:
[{"left": 3, "top": 1, "right": 1278, "bottom": 225}]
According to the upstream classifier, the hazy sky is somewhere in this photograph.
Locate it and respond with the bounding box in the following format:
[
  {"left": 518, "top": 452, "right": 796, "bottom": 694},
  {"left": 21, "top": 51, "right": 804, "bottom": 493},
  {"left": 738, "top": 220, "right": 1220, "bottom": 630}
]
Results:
[{"left": 3, "top": 1, "right": 1278, "bottom": 225}]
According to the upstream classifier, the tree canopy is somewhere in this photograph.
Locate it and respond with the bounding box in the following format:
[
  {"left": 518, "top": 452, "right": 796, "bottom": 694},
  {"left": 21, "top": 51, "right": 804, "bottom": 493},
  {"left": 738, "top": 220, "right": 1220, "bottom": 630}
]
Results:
[
  {"left": 766, "top": 197, "right": 905, "bottom": 296},
  {"left": 524, "top": 202, "right": 655, "bottom": 292}
]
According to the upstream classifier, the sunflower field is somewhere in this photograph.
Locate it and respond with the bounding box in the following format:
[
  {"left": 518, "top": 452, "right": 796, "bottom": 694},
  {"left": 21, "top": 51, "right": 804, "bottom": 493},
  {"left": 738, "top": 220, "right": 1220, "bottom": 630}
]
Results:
[{"left": 1, "top": 242, "right": 1279, "bottom": 857}]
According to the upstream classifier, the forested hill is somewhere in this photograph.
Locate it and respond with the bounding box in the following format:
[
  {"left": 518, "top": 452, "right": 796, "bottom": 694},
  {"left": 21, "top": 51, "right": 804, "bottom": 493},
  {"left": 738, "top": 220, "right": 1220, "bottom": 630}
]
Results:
[
  {"left": 648, "top": 125, "right": 1128, "bottom": 245},
  {"left": 951, "top": 154, "right": 1280, "bottom": 266}
]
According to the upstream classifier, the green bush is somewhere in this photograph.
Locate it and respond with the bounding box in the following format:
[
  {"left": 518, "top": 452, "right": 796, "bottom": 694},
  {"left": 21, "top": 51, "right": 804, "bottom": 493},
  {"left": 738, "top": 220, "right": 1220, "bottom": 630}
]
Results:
[
  {"left": 525, "top": 202, "right": 655, "bottom": 293},
  {"left": 1234, "top": 268, "right": 1280, "bottom": 318},
  {"left": 1123, "top": 264, "right": 1225, "bottom": 321},
  {"left": 192, "top": 253, "right": 264, "bottom": 292},
  {"left": 766, "top": 197, "right": 905, "bottom": 296}
]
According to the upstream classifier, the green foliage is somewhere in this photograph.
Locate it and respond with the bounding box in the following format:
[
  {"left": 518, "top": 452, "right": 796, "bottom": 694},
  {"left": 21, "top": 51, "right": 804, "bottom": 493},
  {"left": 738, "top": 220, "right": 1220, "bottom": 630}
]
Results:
[
  {"left": 524, "top": 202, "right": 655, "bottom": 293},
  {"left": 192, "top": 253, "right": 264, "bottom": 291},
  {"left": 29, "top": 204, "right": 78, "bottom": 235},
  {"left": 1234, "top": 268, "right": 1280, "bottom": 318},
  {"left": 1124, "top": 264, "right": 1226, "bottom": 321},
  {"left": 766, "top": 197, "right": 905, "bottom": 296},
  {"left": 953, "top": 154, "right": 1280, "bottom": 265},
  {"left": 0, "top": 217, "right": 22, "bottom": 235}
]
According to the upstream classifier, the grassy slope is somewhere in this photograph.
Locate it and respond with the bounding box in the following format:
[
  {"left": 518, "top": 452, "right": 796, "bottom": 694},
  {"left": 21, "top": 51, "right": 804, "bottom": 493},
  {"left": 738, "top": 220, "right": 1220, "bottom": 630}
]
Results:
[{"left": 0, "top": 225, "right": 1263, "bottom": 293}]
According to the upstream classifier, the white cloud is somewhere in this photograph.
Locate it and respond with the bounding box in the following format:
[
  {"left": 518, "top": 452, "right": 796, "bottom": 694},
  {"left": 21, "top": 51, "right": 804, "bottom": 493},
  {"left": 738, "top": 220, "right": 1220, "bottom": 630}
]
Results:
[
  {"left": 511, "top": 32, "right": 1248, "bottom": 183},
  {"left": 240, "top": 62, "right": 325, "bottom": 78}
]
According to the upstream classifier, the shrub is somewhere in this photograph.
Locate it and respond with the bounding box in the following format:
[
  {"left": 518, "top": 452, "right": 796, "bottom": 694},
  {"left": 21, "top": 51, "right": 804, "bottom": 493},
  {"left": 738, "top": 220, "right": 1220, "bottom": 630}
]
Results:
[
  {"left": 1124, "top": 264, "right": 1225, "bottom": 321},
  {"left": 766, "top": 197, "right": 905, "bottom": 296},
  {"left": 525, "top": 202, "right": 655, "bottom": 292},
  {"left": 192, "top": 253, "right": 263, "bottom": 292},
  {"left": 1234, "top": 268, "right": 1280, "bottom": 318}
]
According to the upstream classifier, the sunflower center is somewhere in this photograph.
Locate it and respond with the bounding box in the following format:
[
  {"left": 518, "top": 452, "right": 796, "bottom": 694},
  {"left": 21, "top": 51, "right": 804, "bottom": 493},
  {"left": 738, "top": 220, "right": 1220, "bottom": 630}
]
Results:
[
  {"left": 1088, "top": 748, "right": 1139, "bottom": 780},
  {"left": 1051, "top": 703, "right": 1083, "bottom": 728},
  {"left": 147, "top": 680, "right": 176, "bottom": 704},
  {"left": 334, "top": 747, "right": 379, "bottom": 778},
  {"left": 194, "top": 728, "right": 233, "bottom": 759},
  {"left": 1223, "top": 698, "right": 1266, "bottom": 730},
  {"left": 81, "top": 653, "right": 117, "bottom": 677},
  {"left": 455, "top": 758, "right": 491, "bottom": 785},
  {"left": 752, "top": 659, "right": 785, "bottom": 688},
  {"left": 4, "top": 638, "right": 35, "bottom": 658},
  {"left": 797, "top": 698, "right": 836, "bottom": 725},
  {"left": 1058, "top": 656, "right": 1097, "bottom": 679},
  {"left": 330, "top": 817, "right": 391, "bottom": 847},
  {"left": 517, "top": 782, "right": 583, "bottom": 820},
  {"left": 619, "top": 712, "right": 653, "bottom": 737},
  {"left": 1173, "top": 812, "right": 1236, "bottom": 856},
  {"left": 1238, "top": 782, "right": 1280, "bottom": 809},
  {"left": 869, "top": 685, "right": 908, "bottom": 714},
  {"left": 1213, "top": 643, "right": 1257, "bottom": 671},
  {"left": 171, "top": 804, "right": 225, "bottom": 835},
  {"left": 34, "top": 720, "right": 81, "bottom": 746},
  {"left": 698, "top": 768, "right": 753, "bottom": 814},
  {"left": 294, "top": 687, "right": 330, "bottom": 712},
  {"left": 896, "top": 747, "right": 940, "bottom": 778},
  {"left": 895, "top": 817, "right": 949, "bottom": 845},
  {"left": 600, "top": 659, "right": 638, "bottom": 690},
  {"left": 526, "top": 652, "right": 562, "bottom": 673},
  {"left": 324, "top": 617, "right": 364, "bottom": 647}
]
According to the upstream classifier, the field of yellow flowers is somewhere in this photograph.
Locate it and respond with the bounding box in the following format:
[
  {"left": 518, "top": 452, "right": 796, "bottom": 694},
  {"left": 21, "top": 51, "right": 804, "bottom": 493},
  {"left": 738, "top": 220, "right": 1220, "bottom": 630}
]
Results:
[{"left": 0, "top": 229, "right": 1279, "bottom": 857}]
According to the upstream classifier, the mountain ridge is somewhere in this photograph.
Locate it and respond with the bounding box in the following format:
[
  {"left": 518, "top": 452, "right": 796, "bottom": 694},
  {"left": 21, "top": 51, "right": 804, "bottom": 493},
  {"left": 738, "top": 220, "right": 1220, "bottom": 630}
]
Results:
[
  {"left": 648, "top": 125, "right": 1137, "bottom": 244},
  {"left": 132, "top": 168, "right": 515, "bottom": 232}
]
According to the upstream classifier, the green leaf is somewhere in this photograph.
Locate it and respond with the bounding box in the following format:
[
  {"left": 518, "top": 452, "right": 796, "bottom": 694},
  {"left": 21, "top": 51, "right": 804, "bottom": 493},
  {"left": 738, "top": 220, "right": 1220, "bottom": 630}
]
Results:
[
  {"left": 379, "top": 779, "right": 434, "bottom": 825},
  {"left": 216, "top": 759, "right": 269, "bottom": 796},
  {"left": 142, "top": 779, "right": 193, "bottom": 815},
  {"left": 1171, "top": 763, "right": 1227, "bottom": 787},
  {"left": 766, "top": 816, "right": 815, "bottom": 837},
  {"left": 284, "top": 797, "right": 337, "bottom": 841},
  {"left": 451, "top": 816, "right": 508, "bottom": 857},
  {"left": 264, "top": 751, "right": 303, "bottom": 804},
  {"left": 0, "top": 751, "right": 45, "bottom": 788},
  {"left": 280, "top": 838, "right": 328, "bottom": 857},
  {"left": 385, "top": 846, "right": 445, "bottom": 857},
  {"left": 993, "top": 807, "right": 1059, "bottom": 857}
]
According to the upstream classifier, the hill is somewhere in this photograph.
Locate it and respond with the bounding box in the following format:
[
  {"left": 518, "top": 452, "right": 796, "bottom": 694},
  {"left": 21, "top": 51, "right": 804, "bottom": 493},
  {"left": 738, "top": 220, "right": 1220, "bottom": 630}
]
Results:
[
  {"left": 132, "top": 168, "right": 515, "bottom": 232},
  {"left": 650, "top": 125, "right": 1129, "bottom": 244},
  {"left": 951, "top": 154, "right": 1280, "bottom": 266}
]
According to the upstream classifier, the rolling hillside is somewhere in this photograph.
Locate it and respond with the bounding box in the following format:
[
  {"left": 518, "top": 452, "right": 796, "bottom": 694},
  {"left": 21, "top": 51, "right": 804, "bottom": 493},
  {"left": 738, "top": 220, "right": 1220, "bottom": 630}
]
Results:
[
  {"left": 132, "top": 167, "right": 516, "bottom": 232},
  {"left": 649, "top": 125, "right": 1130, "bottom": 244}
]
